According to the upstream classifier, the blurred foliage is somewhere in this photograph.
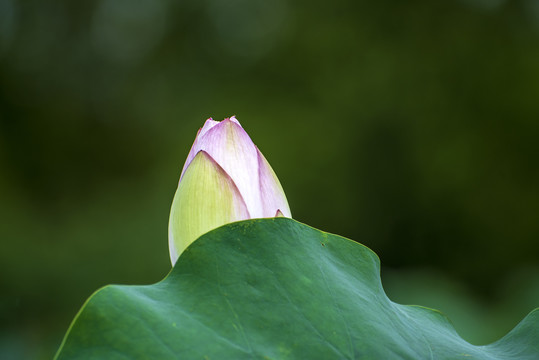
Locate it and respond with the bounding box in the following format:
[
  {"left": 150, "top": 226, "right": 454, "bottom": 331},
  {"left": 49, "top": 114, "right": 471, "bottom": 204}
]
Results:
[{"left": 0, "top": 0, "right": 538, "bottom": 358}]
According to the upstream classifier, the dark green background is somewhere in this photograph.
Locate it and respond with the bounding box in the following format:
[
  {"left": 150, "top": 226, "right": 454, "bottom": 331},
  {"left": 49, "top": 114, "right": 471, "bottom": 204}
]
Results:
[{"left": 0, "top": 0, "right": 538, "bottom": 358}]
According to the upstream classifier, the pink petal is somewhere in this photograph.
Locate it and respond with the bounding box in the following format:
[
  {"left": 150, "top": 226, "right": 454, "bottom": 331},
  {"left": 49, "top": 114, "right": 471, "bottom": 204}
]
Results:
[
  {"left": 194, "top": 118, "right": 263, "bottom": 217},
  {"left": 180, "top": 118, "right": 220, "bottom": 181},
  {"left": 198, "top": 118, "right": 220, "bottom": 138},
  {"left": 228, "top": 115, "right": 241, "bottom": 126},
  {"left": 257, "top": 147, "right": 292, "bottom": 218}
]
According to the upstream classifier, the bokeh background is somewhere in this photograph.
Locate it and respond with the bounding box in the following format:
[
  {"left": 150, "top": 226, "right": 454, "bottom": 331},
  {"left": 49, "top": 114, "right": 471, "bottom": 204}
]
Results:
[{"left": 1, "top": 0, "right": 538, "bottom": 358}]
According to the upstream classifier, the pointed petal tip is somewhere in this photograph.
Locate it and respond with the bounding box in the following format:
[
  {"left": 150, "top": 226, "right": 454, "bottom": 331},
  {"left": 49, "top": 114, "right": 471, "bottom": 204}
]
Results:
[
  {"left": 205, "top": 117, "right": 251, "bottom": 146},
  {"left": 203, "top": 118, "right": 217, "bottom": 126},
  {"left": 193, "top": 149, "right": 215, "bottom": 163},
  {"left": 199, "top": 118, "right": 220, "bottom": 138},
  {"left": 275, "top": 209, "right": 285, "bottom": 217},
  {"left": 222, "top": 115, "right": 241, "bottom": 127}
]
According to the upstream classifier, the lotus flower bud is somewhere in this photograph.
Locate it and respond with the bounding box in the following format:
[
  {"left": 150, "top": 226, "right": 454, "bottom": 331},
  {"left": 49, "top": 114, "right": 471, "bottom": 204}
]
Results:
[{"left": 168, "top": 116, "right": 291, "bottom": 265}]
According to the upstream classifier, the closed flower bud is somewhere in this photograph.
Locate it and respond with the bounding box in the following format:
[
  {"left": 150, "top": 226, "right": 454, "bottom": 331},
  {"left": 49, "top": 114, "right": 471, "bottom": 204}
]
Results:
[{"left": 168, "top": 116, "right": 291, "bottom": 264}]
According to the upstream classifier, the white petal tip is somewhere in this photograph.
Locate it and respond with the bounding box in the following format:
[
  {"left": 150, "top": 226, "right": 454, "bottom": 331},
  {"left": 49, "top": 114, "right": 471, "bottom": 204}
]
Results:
[{"left": 228, "top": 116, "right": 241, "bottom": 126}]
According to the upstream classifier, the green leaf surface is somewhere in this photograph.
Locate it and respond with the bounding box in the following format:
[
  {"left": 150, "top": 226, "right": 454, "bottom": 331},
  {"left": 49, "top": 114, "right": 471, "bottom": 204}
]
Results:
[{"left": 56, "top": 218, "right": 538, "bottom": 359}]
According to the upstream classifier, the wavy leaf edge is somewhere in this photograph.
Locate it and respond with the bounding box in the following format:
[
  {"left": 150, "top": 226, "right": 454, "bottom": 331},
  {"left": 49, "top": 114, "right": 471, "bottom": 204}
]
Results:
[{"left": 55, "top": 218, "right": 539, "bottom": 359}]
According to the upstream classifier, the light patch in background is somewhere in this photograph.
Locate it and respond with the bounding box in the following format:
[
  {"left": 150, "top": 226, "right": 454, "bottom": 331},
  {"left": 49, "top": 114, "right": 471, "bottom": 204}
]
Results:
[
  {"left": 7, "top": 2, "right": 68, "bottom": 76},
  {"left": 91, "top": 0, "right": 168, "bottom": 66},
  {"left": 458, "top": 0, "right": 506, "bottom": 11},
  {"left": 0, "top": 0, "right": 17, "bottom": 57},
  {"left": 524, "top": 0, "right": 539, "bottom": 32},
  {"left": 206, "top": 0, "right": 289, "bottom": 62}
]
